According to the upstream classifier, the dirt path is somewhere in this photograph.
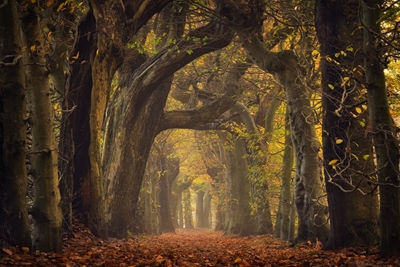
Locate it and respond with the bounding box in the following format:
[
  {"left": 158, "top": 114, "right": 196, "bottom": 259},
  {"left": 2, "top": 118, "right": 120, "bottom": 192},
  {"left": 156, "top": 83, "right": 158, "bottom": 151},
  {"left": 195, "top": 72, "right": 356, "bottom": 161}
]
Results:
[{"left": 1, "top": 228, "right": 399, "bottom": 266}]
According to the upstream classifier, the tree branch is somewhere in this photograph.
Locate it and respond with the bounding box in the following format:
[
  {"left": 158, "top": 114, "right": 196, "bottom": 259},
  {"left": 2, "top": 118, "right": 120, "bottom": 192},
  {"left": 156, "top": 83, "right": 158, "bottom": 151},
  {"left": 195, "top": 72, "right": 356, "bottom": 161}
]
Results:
[{"left": 0, "top": 54, "right": 22, "bottom": 67}]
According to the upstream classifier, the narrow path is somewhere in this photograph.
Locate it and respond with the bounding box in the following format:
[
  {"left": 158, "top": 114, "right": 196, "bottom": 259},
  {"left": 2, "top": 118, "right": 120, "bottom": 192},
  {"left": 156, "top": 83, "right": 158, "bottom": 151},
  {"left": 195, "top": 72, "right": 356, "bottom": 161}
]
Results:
[{"left": 1, "top": 228, "right": 398, "bottom": 266}]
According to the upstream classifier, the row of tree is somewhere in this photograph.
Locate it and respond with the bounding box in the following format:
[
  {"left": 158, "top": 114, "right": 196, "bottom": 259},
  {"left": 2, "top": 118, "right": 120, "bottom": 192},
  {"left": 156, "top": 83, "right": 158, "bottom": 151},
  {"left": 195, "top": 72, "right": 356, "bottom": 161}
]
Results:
[{"left": 1, "top": 0, "right": 400, "bottom": 258}]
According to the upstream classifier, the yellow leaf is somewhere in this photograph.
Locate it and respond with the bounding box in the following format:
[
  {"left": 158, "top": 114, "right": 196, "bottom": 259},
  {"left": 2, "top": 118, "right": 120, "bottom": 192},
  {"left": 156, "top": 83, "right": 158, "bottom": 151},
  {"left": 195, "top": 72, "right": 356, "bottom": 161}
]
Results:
[
  {"left": 359, "top": 120, "right": 365, "bottom": 127},
  {"left": 329, "top": 159, "right": 338, "bottom": 166},
  {"left": 335, "top": 139, "right": 343, "bottom": 144},
  {"left": 363, "top": 154, "right": 370, "bottom": 160},
  {"left": 57, "top": 3, "right": 65, "bottom": 12},
  {"left": 341, "top": 77, "right": 350, "bottom": 87},
  {"left": 355, "top": 107, "right": 362, "bottom": 114},
  {"left": 362, "top": 104, "right": 368, "bottom": 110}
]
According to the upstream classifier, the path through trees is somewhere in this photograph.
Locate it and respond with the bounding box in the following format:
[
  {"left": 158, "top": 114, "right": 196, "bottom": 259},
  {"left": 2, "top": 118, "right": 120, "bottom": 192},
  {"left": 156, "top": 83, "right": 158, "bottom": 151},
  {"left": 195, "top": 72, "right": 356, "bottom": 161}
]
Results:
[{"left": 0, "top": 226, "right": 397, "bottom": 266}]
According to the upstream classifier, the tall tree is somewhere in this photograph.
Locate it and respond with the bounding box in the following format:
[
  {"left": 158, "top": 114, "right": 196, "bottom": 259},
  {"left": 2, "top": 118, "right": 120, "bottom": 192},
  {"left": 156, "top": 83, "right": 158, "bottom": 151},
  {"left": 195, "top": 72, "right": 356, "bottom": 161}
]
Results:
[
  {"left": 362, "top": 0, "right": 400, "bottom": 257},
  {"left": 59, "top": 0, "right": 172, "bottom": 237},
  {"left": 22, "top": 2, "right": 63, "bottom": 252},
  {"left": 0, "top": 0, "right": 32, "bottom": 249},
  {"left": 216, "top": 0, "right": 329, "bottom": 243},
  {"left": 315, "top": 0, "right": 379, "bottom": 249}
]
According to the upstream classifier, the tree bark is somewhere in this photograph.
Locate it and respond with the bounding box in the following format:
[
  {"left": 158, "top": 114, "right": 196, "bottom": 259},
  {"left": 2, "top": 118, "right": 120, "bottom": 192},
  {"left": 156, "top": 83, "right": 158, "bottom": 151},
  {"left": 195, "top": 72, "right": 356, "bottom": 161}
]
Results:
[
  {"left": 362, "top": 0, "right": 400, "bottom": 257},
  {"left": 22, "top": 4, "right": 62, "bottom": 252},
  {"left": 59, "top": 9, "right": 96, "bottom": 237},
  {"left": 315, "top": 0, "right": 379, "bottom": 249},
  {"left": 0, "top": 0, "right": 32, "bottom": 248},
  {"left": 280, "top": 109, "right": 294, "bottom": 241}
]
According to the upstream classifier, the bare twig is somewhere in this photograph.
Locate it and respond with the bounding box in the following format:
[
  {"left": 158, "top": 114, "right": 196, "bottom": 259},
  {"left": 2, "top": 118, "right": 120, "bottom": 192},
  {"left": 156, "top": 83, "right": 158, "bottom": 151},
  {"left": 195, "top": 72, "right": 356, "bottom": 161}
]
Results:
[{"left": 0, "top": 54, "right": 22, "bottom": 66}]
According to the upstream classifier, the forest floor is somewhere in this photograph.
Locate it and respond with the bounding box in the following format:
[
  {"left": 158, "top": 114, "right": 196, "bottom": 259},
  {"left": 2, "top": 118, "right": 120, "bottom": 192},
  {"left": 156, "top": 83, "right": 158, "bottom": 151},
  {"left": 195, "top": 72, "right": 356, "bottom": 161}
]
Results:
[{"left": 1, "top": 223, "right": 400, "bottom": 267}]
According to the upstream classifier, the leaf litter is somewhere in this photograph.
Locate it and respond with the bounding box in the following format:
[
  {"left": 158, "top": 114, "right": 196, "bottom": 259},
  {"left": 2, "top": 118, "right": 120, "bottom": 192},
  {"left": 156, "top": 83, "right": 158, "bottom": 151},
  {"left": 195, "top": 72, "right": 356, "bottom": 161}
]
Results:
[{"left": 1, "top": 223, "right": 400, "bottom": 266}]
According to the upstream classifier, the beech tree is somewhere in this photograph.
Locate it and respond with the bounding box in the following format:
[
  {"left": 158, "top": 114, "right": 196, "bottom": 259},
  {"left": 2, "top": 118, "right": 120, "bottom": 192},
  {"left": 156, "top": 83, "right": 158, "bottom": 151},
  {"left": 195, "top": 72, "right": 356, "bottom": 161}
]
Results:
[
  {"left": 215, "top": 0, "right": 329, "bottom": 243},
  {"left": 362, "top": 0, "right": 400, "bottom": 257},
  {"left": 0, "top": 0, "right": 32, "bottom": 249},
  {"left": 315, "top": 0, "right": 379, "bottom": 249}
]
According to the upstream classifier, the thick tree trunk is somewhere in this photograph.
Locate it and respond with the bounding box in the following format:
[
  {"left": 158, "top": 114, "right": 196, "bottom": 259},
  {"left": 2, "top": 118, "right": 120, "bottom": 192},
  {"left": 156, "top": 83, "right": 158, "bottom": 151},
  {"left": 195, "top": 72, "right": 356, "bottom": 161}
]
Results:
[
  {"left": 0, "top": 0, "right": 32, "bottom": 248},
  {"left": 22, "top": 5, "right": 62, "bottom": 252},
  {"left": 362, "top": 0, "right": 400, "bottom": 257},
  {"left": 59, "top": 9, "right": 96, "bottom": 236},
  {"left": 315, "top": 0, "right": 379, "bottom": 249},
  {"left": 234, "top": 138, "right": 257, "bottom": 236}
]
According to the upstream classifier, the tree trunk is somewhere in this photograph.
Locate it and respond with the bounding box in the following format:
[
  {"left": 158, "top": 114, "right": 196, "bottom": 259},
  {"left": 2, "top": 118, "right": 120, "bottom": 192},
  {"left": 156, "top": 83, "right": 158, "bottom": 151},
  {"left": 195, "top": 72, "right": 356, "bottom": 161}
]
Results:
[
  {"left": 59, "top": 9, "right": 96, "bottom": 237},
  {"left": 234, "top": 138, "right": 257, "bottom": 236},
  {"left": 22, "top": 5, "right": 62, "bottom": 252},
  {"left": 183, "top": 189, "right": 194, "bottom": 229},
  {"left": 362, "top": 0, "right": 400, "bottom": 257},
  {"left": 279, "top": 110, "right": 294, "bottom": 241},
  {"left": 158, "top": 155, "right": 176, "bottom": 233},
  {"left": 231, "top": 102, "right": 274, "bottom": 235},
  {"left": 0, "top": 0, "right": 32, "bottom": 248},
  {"left": 171, "top": 178, "right": 193, "bottom": 228},
  {"left": 315, "top": 0, "right": 379, "bottom": 249},
  {"left": 203, "top": 191, "right": 212, "bottom": 228},
  {"left": 196, "top": 191, "right": 205, "bottom": 228}
]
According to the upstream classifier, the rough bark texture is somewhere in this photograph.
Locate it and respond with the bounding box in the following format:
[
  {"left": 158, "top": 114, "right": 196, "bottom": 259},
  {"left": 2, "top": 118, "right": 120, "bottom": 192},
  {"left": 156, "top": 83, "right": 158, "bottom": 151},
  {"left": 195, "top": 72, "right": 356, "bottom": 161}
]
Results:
[
  {"left": 0, "top": 0, "right": 32, "bottom": 248},
  {"left": 59, "top": 0, "right": 171, "bottom": 237},
  {"left": 315, "top": 0, "right": 379, "bottom": 249},
  {"left": 362, "top": 0, "right": 400, "bottom": 257},
  {"left": 22, "top": 5, "right": 62, "bottom": 252}
]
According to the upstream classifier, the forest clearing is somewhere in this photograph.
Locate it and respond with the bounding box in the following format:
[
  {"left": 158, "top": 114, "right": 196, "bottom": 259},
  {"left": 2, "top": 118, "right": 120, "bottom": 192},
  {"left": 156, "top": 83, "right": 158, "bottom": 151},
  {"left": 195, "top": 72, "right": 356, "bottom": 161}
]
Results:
[{"left": 1, "top": 226, "right": 399, "bottom": 267}]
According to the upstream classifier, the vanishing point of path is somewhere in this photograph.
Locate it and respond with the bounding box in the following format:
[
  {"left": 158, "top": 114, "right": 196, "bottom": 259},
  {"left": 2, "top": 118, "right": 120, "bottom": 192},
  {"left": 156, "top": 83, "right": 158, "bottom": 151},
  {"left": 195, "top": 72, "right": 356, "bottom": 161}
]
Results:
[{"left": 1, "top": 228, "right": 400, "bottom": 266}]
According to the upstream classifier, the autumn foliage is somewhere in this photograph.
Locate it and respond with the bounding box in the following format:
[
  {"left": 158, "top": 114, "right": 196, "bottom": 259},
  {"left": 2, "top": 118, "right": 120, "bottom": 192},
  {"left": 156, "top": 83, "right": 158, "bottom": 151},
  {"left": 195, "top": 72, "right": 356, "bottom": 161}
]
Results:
[{"left": 1, "top": 221, "right": 400, "bottom": 267}]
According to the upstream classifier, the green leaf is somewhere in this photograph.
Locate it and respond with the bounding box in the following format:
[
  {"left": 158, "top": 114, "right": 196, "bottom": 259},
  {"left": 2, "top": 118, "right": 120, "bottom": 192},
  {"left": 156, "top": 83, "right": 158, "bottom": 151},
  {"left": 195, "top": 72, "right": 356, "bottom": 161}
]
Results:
[
  {"left": 363, "top": 154, "right": 370, "bottom": 160},
  {"left": 328, "top": 84, "right": 335, "bottom": 90}
]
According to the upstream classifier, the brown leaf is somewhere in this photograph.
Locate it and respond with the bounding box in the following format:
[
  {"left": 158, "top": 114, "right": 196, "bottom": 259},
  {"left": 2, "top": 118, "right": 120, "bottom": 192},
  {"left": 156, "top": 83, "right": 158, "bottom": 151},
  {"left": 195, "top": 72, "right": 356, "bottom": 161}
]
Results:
[{"left": 2, "top": 248, "right": 13, "bottom": 255}]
